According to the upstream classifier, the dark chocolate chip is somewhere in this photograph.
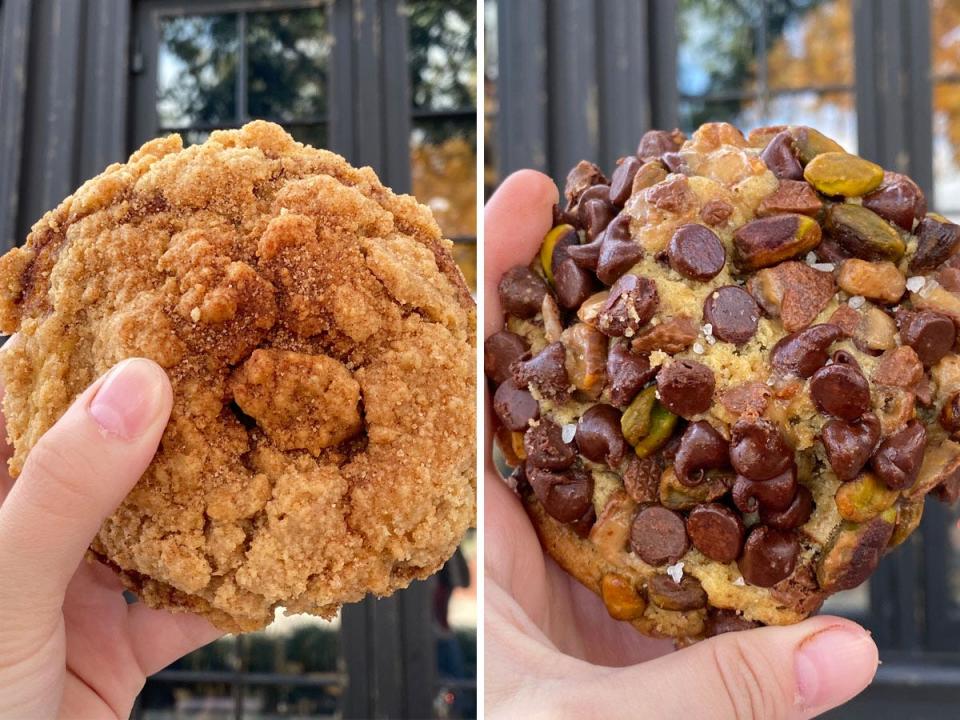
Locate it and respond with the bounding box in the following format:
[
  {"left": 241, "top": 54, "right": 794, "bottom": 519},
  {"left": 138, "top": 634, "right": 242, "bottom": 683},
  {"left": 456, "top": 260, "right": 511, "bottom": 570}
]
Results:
[
  {"left": 656, "top": 359, "right": 715, "bottom": 418},
  {"left": 609, "top": 156, "right": 642, "bottom": 207},
  {"left": 869, "top": 419, "right": 927, "bottom": 490},
  {"left": 553, "top": 257, "right": 596, "bottom": 310},
  {"left": 667, "top": 224, "right": 726, "bottom": 281},
  {"left": 700, "top": 199, "right": 734, "bottom": 226},
  {"left": 528, "top": 465, "right": 594, "bottom": 524},
  {"left": 703, "top": 286, "right": 760, "bottom": 345},
  {"left": 498, "top": 265, "right": 549, "bottom": 319},
  {"left": 512, "top": 342, "right": 570, "bottom": 400},
  {"left": 729, "top": 417, "right": 793, "bottom": 481},
  {"left": 910, "top": 216, "right": 960, "bottom": 274},
  {"left": 899, "top": 310, "right": 956, "bottom": 367},
  {"left": 809, "top": 363, "right": 871, "bottom": 421},
  {"left": 576, "top": 404, "right": 627, "bottom": 467},
  {"left": 759, "top": 485, "right": 814, "bottom": 530},
  {"left": 567, "top": 237, "right": 604, "bottom": 271},
  {"left": 647, "top": 574, "right": 708, "bottom": 611},
  {"left": 738, "top": 526, "right": 801, "bottom": 588},
  {"left": 606, "top": 343, "right": 657, "bottom": 407},
  {"left": 674, "top": 421, "right": 730, "bottom": 487},
  {"left": 596, "top": 274, "right": 659, "bottom": 337},
  {"left": 732, "top": 466, "right": 798, "bottom": 513},
  {"left": 564, "top": 161, "right": 607, "bottom": 211},
  {"left": 630, "top": 505, "right": 689, "bottom": 566},
  {"left": 484, "top": 330, "right": 527, "bottom": 386},
  {"left": 760, "top": 131, "right": 803, "bottom": 180},
  {"left": 637, "top": 129, "right": 684, "bottom": 162},
  {"left": 597, "top": 216, "right": 643, "bottom": 284},
  {"left": 524, "top": 419, "right": 576, "bottom": 470},
  {"left": 492, "top": 379, "right": 539, "bottom": 431},
  {"left": 705, "top": 609, "right": 762, "bottom": 636},
  {"left": 687, "top": 503, "right": 745, "bottom": 563},
  {"left": 770, "top": 324, "right": 843, "bottom": 378},
  {"left": 863, "top": 172, "right": 927, "bottom": 232},
  {"left": 821, "top": 412, "right": 881, "bottom": 481}
]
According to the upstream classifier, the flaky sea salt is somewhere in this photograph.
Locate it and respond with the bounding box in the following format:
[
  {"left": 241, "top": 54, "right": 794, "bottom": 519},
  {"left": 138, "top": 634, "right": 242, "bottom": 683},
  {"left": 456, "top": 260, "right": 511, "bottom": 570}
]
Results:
[
  {"left": 561, "top": 424, "right": 577, "bottom": 444},
  {"left": 706, "top": 335, "right": 717, "bottom": 345},
  {"left": 666, "top": 562, "right": 685, "bottom": 583},
  {"left": 733, "top": 576, "right": 746, "bottom": 587},
  {"left": 919, "top": 278, "right": 939, "bottom": 298},
  {"left": 805, "top": 252, "right": 817, "bottom": 264},
  {"left": 848, "top": 295, "right": 865, "bottom": 309},
  {"left": 811, "top": 262, "right": 834, "bottom": 272},
  {"left": 693, "top": 342, "right": 705, "bottom": 354},
  {"left": 906, "top": 276, "right": 926, "bottom": 293},
  {"left": 702, "top": 322, "right": 714, "bottom": 337}
]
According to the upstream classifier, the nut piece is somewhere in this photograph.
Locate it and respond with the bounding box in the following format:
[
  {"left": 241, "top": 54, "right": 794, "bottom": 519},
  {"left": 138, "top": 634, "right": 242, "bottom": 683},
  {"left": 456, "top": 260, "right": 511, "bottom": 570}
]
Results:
[
  {"left": 635, "top": 404, "right": 679, "bottom": 458},
  {"left": 632, "top": 161, "right": 670, "bottom": 194},
  {"left": 600, "top": 573, "right": 647, "bottom": 620},
  {"left": 837, "top": 259, "right": 906, "bottom": 304},
  {"left": 540, "top": 224, "right": 577, "bottom": 284},
  {"left": 909, "top": 215, "right": 960, "bottom": 274},
  {"left": 789, "top": 125, "right": 846, "bottom": 164},
  {"left": 824, "top": 204, "right": 906, "bottom": 262},
  {"left": 857, "top": 305, "right": 898, "bottom": 352},
  {"left": 863, "top": 171, "right": 927, "bottom": 231},
  {"left": 621, "top": 386, "right": 658, "bottom": 447},
  {"left": 803, "top": 152, "right": 884, "bottom": 197},
  {"left": 748, "top": 261, "right": 835, "bottom": 332},
  {"left": 873, "top": 346, "right": 924, "bottom": 389},
  {"left": 630, "top": 316, "right": 698, "bottom": 353},
  {"left": 888, "top": 499, "right": 924, "bottom": 549},
  {"left": 816, "top": 513, "right": 895, "bottom": 593},
  {"left": 577, "top": 290, "right": 610, "bottom": 326},
  {"left": 647, "top": 574, "right": 708, "bottom": 611},
  {"left": 835, "top": 471, "right": 899, "bottom": 523},
  {"left": 733, "top": 214, "right": 823, "bottom": 271},
  {"left": 564, "top": 160, "right": 607, "bottom": 211},
  {"left": 659, "top": 466, "right": 729, "bottom": 510},
  {"left": 561, "top": 323, "right": 608, "bottom": 397},
  {"left": 757, "top": 180, "right": 823, "bottom": 217}
]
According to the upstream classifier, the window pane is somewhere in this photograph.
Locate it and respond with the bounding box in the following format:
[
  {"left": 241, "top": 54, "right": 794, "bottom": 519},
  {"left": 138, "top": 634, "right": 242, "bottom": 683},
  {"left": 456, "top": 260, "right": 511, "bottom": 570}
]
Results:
[
  {"left": 934, "top": 82, "right": 960, "bottom": 220},
  {"left": 246, "top": 8, "right": 331, "bottom": 121},
  {"left": 766, "top": 0, "right": 853, "bottom": 91},
  {"left": 932, "top": 0, "right": 960, "bottom": 78},
  {"left": 158, "top": 14, "right": 238, "bottom": 128},
  {"left": 408, "top": 0, "right": 477, "bottom": 111},
  {"left": 678, "top": 0, "right": 757, "bottom": 97},
  {"left": 410, "top": 117, "right": 476, "bottom": 236}
]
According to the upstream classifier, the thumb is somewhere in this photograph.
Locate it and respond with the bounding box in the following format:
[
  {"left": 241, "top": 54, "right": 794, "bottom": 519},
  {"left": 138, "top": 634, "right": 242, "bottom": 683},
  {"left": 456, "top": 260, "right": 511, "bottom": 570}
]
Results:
[
  {"left": 0, "top": 358, "right": 172, "bottom": 613},
  {"left": 595, "top": 616, "right": 878, "bottom": 719}
]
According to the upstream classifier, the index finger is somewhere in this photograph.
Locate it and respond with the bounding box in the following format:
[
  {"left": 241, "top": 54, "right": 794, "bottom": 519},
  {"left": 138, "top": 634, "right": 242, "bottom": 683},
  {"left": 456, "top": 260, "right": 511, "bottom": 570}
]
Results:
[{"left": 483, "top": 170, "right": 558, "bottom": 338}]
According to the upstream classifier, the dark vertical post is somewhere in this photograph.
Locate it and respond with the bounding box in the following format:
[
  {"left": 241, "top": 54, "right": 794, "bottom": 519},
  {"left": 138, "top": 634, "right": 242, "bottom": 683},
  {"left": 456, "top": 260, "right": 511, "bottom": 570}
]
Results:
[
  {"left": 0, "top": 0, "right": 33, "bottom": 250},
  {"left": 648, "top": 0, "right": 678, "bottom": 131},
  {"left": 496, "top": 0, "right": 548, "bottom": 175},
  {"left": 381, "top": 0, "right": 412, "bottom": 193},
  {"left": 328, "top": 0, "right": 355, "bottom": 157}
]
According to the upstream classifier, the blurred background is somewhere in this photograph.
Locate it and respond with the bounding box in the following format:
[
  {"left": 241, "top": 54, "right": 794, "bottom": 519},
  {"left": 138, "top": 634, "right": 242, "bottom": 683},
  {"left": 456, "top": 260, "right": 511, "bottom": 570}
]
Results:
[
  {"left": 486, "top": 0, "right": 960, "bottom": 717},
  {"left": 0, "top": 0, "right": 476, "bottom": 718}
]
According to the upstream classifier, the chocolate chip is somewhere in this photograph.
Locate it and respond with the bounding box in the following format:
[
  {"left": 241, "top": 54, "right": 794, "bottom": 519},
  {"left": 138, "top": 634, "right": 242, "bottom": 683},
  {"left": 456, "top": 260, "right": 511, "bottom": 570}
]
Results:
[
  {"left": 821, "top": 412, "right": 881, "bottom": 481},
  {"left": 656, "top": 360, "right": 715, "bottom": 418},
  {"left": 597, "top": 217, "right": 643, "bottom": 284},
  {"left": 738, "top": 526, "right": 801, "bottom": 588},
  {"left": 667, "top": 224, "right": 726, "bottom": 281},
  {"left": 553, "top": 257, "right": 596, "bottom": 310},
  {"left": 863, "top": 172, "right": 927, "bottom": 232},
  {"left": 809, "top": 363, "right": 871, "bottom": 421},
  {"left": 760, "top": 131, "right": 803, "bottom": 180},
  {"left": 674, "top": 421, "right": 730, "bottom": 487},
  {"left": 606, "top": 343, "right": 657, "bottom": 407},
  {"left": 567, "top": 236, "right": 604, "bottom": 271},
  {"left": 622, "top": 455, "right": 661, "bottom": 503},
  {"left": 732, "top": 466, "right": 798, "bottom": 513},
  {"left": 703, "top": 286, "right": 760, "bottom": 345},
  {"left": 609, "top": 157, "right": 642, "bottom": 207},
  {"left": 568, "top": 504, "right": 597, "bottom": 538},
  {"left": 815, "top": 238, "right": 851, "bottom": 264},
  {"left": 910, "top": 216, "right": 960, "bottom": 274},
  {"left": 498, "top": 265, "right": 549, "bottom": 319},
  {"left": 817, "top": 515, "right": 894, "bottom": 592},
  {"left": 647, "top": 574, "right": 708, "bottom": 611},
  {"left": 759, "top": 485, "right": 814, "bottom": 530},
  {"left": 870, "top": 419, "right": 927, "bottom": 490},
  {"left": 564, "top": 161, "right": 607, "bottom": 211},
  {"left": 528, "top": 465, "right": 594, "bottom": 524},
  {"left": 512, "top": 342, "right": 570, "bottom": 400},
  {"left": 940, "top": 391, "right": 960, "bottom": 436},
  {"left": 630, "top": 505, "right": 689, "bottom": 565},
  {"left": 646, "top": 176, "right": 695, "bottom": 214},
  {"left": 661, "top": 152, "right": 687, "bottom": 174},
  {"left": 687, "top": 503, "right": 745, "bottom": 563},
  {"left": 492, "top": 379, "right": 539, "bottom": 431},
  {"left": 637, "top": 129, "right": 684, "bottom": 162},
  {"left": 596, "top": 274, "right": 659, "bottom": 337},
  {"left": 700, "top": 199, "right": 734, "bottom": 226},
  {"left": 484, "top": 330, "right": 527, "bottom": 386},
  {"left": 524, "top": 419, "right": 576, "bottom": 470},
  {"left": 899, "top": 310, "right": 956, "bottom": 367},
  {"left": 729, "top": 417, "right": 793, "bottom": 480},
  {"left": 769, "top": 323, "right": 843, "bottom": 378},
  {"left": 576, "top": 405, "right": 627, "bottom": 467},
  {"left": 705, "top": 609, "right": 762, "bottom": 636}
]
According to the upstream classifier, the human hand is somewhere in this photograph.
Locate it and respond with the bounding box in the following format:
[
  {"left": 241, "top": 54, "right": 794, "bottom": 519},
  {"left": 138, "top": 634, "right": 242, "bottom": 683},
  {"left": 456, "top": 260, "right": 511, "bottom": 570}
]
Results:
[
  {"left": 0, "top": 354, "right": 222, "bottom": 719},
  {"left": 483, "top": 170, "right": 880, "bottom": 719}
]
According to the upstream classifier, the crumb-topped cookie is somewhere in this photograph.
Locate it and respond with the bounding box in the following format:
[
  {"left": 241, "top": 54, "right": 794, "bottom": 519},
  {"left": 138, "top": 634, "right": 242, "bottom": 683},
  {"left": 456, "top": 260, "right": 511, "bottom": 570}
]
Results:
[
  {"left": 486, "top": 122, "right": 960, "bottom": 641},
  {"left": 0, "top": 121, "right": 476, "bottom": 632}
]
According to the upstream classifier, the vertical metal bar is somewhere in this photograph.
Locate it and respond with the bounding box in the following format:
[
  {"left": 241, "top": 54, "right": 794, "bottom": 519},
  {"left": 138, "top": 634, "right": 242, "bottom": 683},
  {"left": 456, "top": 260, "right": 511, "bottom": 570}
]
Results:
[
  {"left": 236, "top": 11, "right": 247, "bottom": 123},
  {"left": 648, "top": 0, "right": 678, "bottom": 130},
  {"left": 380, "top": 0, "right": 411, "bottom": 192},
  {"left": 0, "top": 0, "right": 33, "bottom": 251},
  {"left": 596, "top": 0, "right": 650, "bottom": 172},
  {"left": 495, "top": 0, "right": 547, "bottom": 176},
  {"left": 545, "top": 0, "right": 598, "bottom": 185},
  {"left": 341, "top": 602, "right": 371, "bottom": 718},
  {"left": 130, "top": 1, "right": 161, "bottom": 149},
  {"left": 904, "top": 0, "right": 933, "bottom": 199},
  {"left": 399, "top": 579, "right": 437, "bottom": 719},
  {"left": 329, "top": 0, "right": 355, "bottom": 156},
  {"left": 352, "top": 0, "right": 384, "bottom": 173},
  {"left": 853, "top": 0, "right": 880, "bottom": 162}
]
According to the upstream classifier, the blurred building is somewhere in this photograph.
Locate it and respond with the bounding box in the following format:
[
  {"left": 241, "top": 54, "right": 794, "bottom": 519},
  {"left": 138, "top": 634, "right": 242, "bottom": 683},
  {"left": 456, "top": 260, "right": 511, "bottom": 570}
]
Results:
[
  {"left": 0, "top": 0, "right": 476, "bottom": 718},
  {"left": 487, "top": 1, "right": 960, "bottom": 717}
]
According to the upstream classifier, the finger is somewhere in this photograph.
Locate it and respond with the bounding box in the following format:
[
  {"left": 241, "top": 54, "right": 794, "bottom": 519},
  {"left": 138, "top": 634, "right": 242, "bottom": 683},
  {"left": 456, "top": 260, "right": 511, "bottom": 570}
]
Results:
[
  {"left": 0, "top": 358, "right": 172, "bottom": 613},
  {"left": 483, "top": 170, "right": 558, "bottom": 337},
  {"left": 126, "top": 603, "right": 224, "bottom": 676},
  {"left": 589, "top": 615, "right": 879, "bottom": 720}
]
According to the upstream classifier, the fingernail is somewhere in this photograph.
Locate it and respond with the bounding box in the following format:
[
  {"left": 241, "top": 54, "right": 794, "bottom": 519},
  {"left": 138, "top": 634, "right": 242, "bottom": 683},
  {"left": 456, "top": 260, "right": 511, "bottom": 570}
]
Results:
[
  {"left": 89, "top": 359, "right": 167, "bottom": 439},
  {"left": 794, "top": 625, "right": 878, "bottom": 709}
]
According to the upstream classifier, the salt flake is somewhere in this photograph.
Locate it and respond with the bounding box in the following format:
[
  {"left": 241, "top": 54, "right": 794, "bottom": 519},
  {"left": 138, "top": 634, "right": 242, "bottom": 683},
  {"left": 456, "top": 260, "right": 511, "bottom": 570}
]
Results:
[
  {"left": 561, "top": 424, "right": 577, "bottom": 444},
  {"left": 906, "top": 276, "right": 926, "bottom": 293},
  {"left": 693, "top": 342, "right": 705, "bottom": 354},
  {"left": 733, "top": 576, "right": 746, "bottom": 587},
  {"left": 848, "top": 295, "right": 865, "bottom": 309},
  {"left": 666, "top": 561, "right": 685, "bottom": 583},
  {"left": 805, "top": 252, "right": 817, "bottom": 264},
  {"left": 811, "top": 262, "right": 834, "bottom": 272},
  {"left": 702, "top": 323, "right": 714, "bottom": 336}
]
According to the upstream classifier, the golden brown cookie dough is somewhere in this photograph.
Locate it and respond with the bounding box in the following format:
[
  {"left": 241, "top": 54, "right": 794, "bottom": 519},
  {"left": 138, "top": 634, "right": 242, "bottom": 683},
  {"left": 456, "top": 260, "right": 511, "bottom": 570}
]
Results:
[
  {"left": 0, "top": 121, "right": 476, "bottom": 632},
  {"left": 487, "top": 122, "right": 960, "bottom": 642}
]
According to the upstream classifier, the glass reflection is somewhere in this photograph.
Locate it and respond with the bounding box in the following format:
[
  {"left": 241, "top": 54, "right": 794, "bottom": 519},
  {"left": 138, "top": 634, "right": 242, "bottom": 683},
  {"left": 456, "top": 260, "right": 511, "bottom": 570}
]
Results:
[
  {"left": 678, "top": 0, "right": 757, "bottom": 97},
  {"left": 408, "top": 0, "right": 477, "bottom": 111}
]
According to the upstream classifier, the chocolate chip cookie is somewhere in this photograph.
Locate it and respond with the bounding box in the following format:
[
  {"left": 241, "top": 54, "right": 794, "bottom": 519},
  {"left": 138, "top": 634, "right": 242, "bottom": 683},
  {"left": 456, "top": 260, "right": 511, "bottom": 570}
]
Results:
[
  {"left": 487, "top": 122, "right": 960, "bottom": 641},
  {"left": 0, "top": 121, "right": 476, "bottom": 631}
]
